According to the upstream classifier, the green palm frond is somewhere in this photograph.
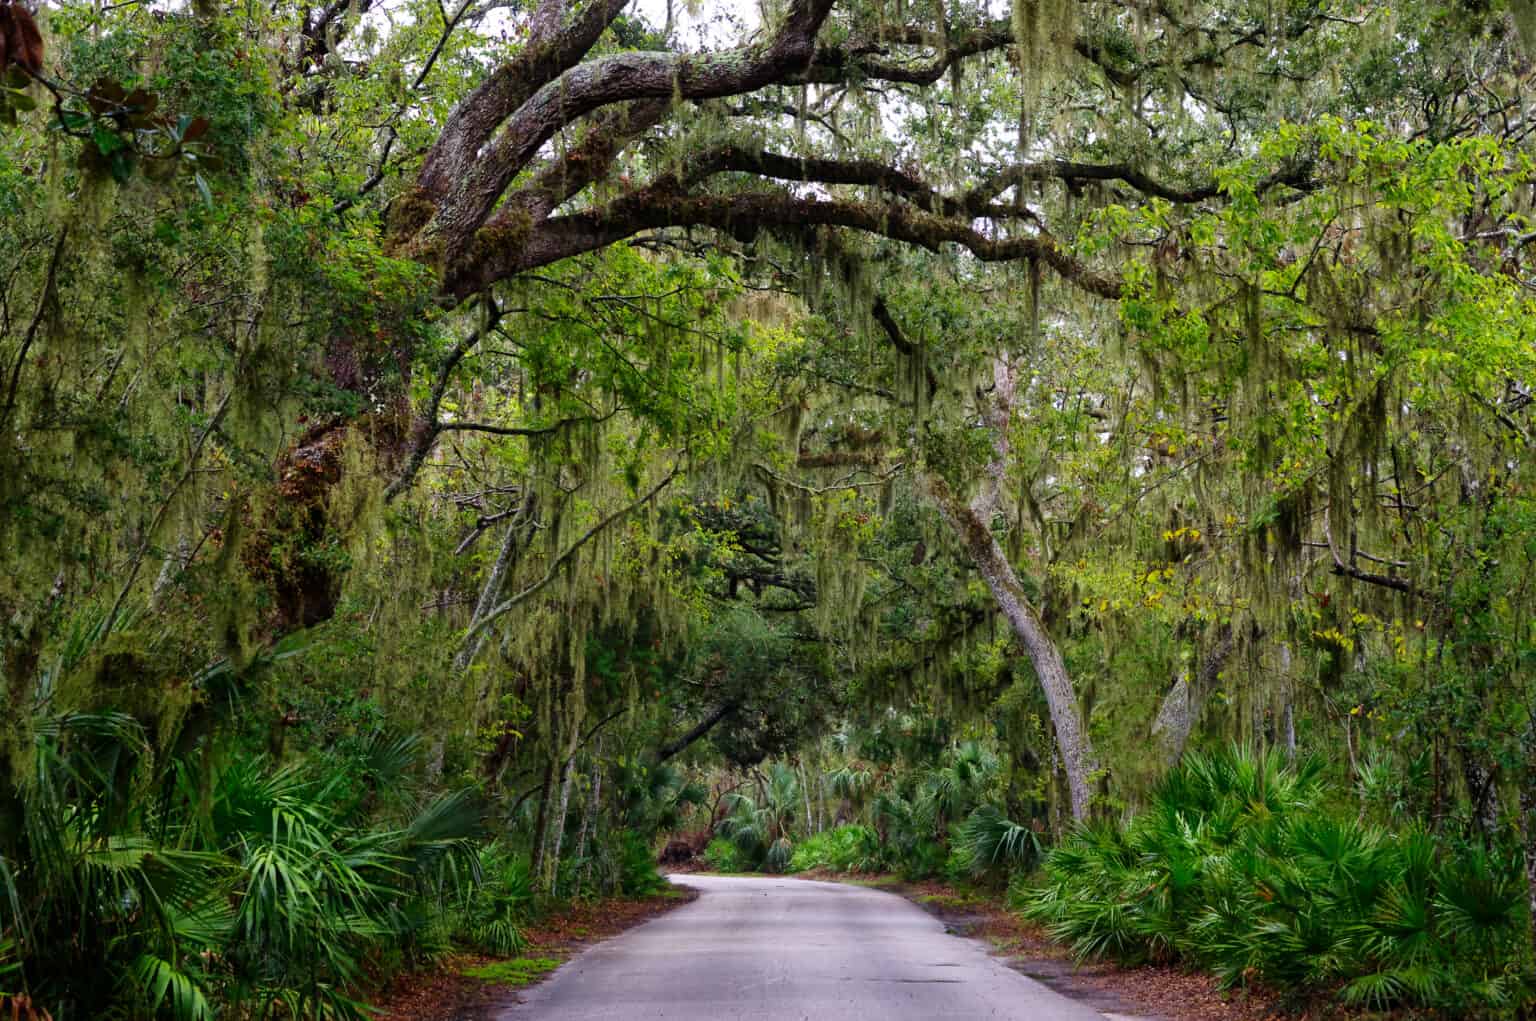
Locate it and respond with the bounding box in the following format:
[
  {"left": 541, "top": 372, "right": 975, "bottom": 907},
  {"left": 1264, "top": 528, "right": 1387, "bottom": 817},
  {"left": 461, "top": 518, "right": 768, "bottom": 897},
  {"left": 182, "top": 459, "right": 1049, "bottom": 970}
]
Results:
[{"left": 130, "top": 953, "right": 213, "bottom": 1021}]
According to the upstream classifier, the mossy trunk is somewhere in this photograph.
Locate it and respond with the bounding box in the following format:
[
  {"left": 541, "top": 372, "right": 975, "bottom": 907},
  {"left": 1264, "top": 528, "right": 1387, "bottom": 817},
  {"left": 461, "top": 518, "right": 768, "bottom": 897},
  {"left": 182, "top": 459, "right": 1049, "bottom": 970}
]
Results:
[
  {"left": 575, "top": 738, "right": 602, "bottom": 874},
  {"left": 1521, "top": 721, "right": 1536, "bottom": 959},
  {"left": 547, "top": 754, "right": 576, "bottom": 893},
  {"left": 931, "top": 477, "right": 1096, "bottom": 821},
  {"left": 529, "top": 759, "right": 556, "bottom": 881}
]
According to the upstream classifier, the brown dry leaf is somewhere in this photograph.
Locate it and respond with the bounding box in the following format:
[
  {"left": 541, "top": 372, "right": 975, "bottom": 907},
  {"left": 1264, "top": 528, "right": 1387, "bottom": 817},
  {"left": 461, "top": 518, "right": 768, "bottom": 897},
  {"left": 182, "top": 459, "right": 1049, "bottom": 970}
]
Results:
[{"left": 3, "top": 4, "right": 42, "bottom": 75}]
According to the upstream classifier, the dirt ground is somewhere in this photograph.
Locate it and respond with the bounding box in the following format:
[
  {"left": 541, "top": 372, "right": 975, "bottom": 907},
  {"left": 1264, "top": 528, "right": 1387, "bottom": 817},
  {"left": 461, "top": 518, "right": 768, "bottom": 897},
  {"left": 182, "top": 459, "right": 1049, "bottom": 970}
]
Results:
[
  {"left": 792, "top": 871, "right": 1294, "bottom": 1021},
  {"left": 369, "top": 886, "right": 699, "bottom": 1021}
]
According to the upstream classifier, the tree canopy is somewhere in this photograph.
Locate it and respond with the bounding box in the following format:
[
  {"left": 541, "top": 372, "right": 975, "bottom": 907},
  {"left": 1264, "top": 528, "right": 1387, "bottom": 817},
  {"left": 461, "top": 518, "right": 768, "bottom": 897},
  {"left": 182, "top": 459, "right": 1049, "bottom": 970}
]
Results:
[{"left": 2, "top": 0, "right": 1536, "bottom": 1015}]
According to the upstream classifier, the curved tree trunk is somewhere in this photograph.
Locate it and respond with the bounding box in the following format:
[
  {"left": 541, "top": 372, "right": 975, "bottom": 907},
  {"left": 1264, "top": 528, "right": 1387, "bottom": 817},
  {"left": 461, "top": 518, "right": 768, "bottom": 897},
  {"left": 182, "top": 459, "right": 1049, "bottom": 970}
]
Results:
[
  {"left": 1520, "top": 720, "right": 1536, "bottom": 959},
  {"left": 574, "top": 736, "right": 602, "bottom": 877},
  {"left": 931, "top": 479, "right": 1096, "bottom": 821},
  {"left": 924, "top": 353, "right": 1096, "bottom": 822}
]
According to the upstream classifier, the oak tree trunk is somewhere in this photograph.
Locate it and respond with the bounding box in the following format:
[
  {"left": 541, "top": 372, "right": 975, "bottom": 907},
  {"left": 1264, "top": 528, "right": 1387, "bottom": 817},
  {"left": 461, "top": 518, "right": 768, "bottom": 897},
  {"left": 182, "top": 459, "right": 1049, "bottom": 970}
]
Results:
[
  {"left": 575, "top": 737, "right": 602, "bottom": 874},
  {"left": 1521, "top": 721, "right": 1536, "bottom": 958},
  {"left": 933, "top": 480, "right": 1096, "bottom": 821}
]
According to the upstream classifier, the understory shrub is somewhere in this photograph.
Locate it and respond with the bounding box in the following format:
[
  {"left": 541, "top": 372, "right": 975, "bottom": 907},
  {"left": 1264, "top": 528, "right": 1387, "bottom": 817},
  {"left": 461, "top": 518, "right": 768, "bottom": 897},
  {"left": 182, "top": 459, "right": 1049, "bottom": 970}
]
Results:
[
  {"left": 956, "top": 805, "right": 1042, "bottom": 879},
  {"left": 899, "top": 838, "right": 947, "bottom": 881},
  {"left": 788, "top": 825, "right": 883, "bottom": 873},
  {"left": 713, "top": 765, "right": 801, "bottom": 873},
  {"left": 703, "top": 837, "right": 746, "bottom": 872},
  {"left": 451, "top": 844, "right": 531, "bottom": 955},
  {"left": 1022, "top": 746, "right": 1529, "bottom": 1015},
  {"left": 0, "top": 716, "right": 491, "bottom": 1021},
  {"left": 617, "top": 832, "right": 667, "bottom": 896}
]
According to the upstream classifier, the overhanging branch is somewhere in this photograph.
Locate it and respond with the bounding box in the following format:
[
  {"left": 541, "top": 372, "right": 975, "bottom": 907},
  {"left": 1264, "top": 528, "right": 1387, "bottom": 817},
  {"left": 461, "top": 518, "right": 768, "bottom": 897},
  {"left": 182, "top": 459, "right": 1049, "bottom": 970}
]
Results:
[{"left": 452, "top": 187, "right": 1123, "bottom": 300}]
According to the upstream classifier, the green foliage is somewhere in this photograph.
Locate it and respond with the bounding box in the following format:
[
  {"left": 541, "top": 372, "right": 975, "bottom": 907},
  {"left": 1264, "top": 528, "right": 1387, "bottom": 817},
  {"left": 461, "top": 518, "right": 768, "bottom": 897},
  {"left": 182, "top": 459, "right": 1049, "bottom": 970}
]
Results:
[
  {"left": 0, "top": 708, "right": 497, "bottom": 1020},
  {"left": 451, "top": 844, "right": 531, "bottom": 956},
  {"left": 715, "top": 765, "right": 802, "bottom": 872},
  {"left": 955, "top": 806, "right": 1042, "bottom": 878},
  {"left": 787, "top": 825, "right": 883, "bottom": 874},
  {"left": 614, "top": 761, "right": 708, "bottom": 835},
  {"left": 2, "top": 0, "right": 1535, "bottom": 1015},
  {"left": 702, "top": 838, "right": 747, "bottom": 873},
  {"left": 616, "top": 833, "right": 667, "bottom": 897},
  {"left": 1022, "top": 747, "right": 1529, "bottom": 1013},
  {"left": 460, "top": 956, "right": 562, "bottom": 985}
]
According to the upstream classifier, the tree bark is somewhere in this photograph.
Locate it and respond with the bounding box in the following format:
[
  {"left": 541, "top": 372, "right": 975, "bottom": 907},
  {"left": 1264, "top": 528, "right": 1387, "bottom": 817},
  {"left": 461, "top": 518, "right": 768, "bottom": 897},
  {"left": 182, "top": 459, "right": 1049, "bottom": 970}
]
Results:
[
  {"left": 1521, "top": 720, "right": 1536, "bottom": 960},
  {"left": 923, "top": 352, "right": 1097, "bottom": 822},
  {"left": 547, "top": 754, "right": 576, "bottom": 893},
  {"left": 931, "top": 476, "right": 1096, "bottom": 821},
  {"left": 801, "top": 762, "right": 815, "bottom": 835},
  {"left": 655, "top": 701, "right": 735, "bottom": 765},
  {"left": 575, "top": 736, "right": 603, "bottom": 883},
  {"left": 529, "top": 759, "right": 556, "bottom": 882},
  {"left": 1460, "top": 746, "right": 1500, "bottom": 840}
]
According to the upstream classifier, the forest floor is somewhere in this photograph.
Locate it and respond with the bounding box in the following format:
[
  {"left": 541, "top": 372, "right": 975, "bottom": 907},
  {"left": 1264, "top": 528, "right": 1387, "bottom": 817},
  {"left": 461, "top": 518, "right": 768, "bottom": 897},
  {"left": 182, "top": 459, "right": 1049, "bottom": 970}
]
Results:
[
  {"left": 368, "top": 885, "right": 699, "bottom": 1021},
  {"left": 785, "top": 871, "right": 1293, "bottom": 1021}
]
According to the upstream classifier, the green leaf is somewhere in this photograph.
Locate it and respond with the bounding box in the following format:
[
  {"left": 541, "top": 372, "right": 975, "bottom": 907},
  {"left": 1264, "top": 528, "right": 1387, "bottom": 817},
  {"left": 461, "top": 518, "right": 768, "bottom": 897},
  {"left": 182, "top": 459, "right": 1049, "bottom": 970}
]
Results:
[
  {"left": 92, "top": 123, "right": 126, "bottom": 156},
  {"left": 109, "top": 149, "right": 134, "bottom": 183}
]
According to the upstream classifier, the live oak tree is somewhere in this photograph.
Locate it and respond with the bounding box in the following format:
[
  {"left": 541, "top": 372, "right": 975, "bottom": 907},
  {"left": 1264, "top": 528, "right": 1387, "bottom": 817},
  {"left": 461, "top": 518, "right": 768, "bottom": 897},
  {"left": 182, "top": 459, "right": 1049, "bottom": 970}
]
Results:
[
  {"left": 372, "top": 0, "right": 1533, "bottom": 821},
  {"left": 3, "top": 0, "right": 1536, "bottom": 1007},
  {"left": 0, "top": 0, "right": 1529, "bottom": 1007},
  {"left": 323, "top": 0, "right": 1522, "bottom": 820},
  {"left": 4, "top": 0, "right": 1533, "bottom": 821}
]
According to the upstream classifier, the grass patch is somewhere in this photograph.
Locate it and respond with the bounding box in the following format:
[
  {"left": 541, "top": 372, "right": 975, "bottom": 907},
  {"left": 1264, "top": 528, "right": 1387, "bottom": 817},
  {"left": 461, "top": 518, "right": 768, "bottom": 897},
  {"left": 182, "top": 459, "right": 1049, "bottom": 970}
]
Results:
[
  {"left": 842, "top": 874, "right": 900, "bottom": 888},
  {"left": 918, "top": 891, "right": 987, "bottom": 910},
  {"left": 460, "top": 956, "right": 563, "bottom": 986}
]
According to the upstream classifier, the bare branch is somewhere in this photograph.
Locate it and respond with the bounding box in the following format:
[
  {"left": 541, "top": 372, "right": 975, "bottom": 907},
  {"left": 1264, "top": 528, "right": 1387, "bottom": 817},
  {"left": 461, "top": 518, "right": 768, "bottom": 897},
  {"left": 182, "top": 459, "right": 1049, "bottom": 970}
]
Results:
[
  {"left": 460, "top": 464, "right": 682, "bottom": 650},
  {"left": 418, "top": 0, "right": 633, "bottom": 201}
]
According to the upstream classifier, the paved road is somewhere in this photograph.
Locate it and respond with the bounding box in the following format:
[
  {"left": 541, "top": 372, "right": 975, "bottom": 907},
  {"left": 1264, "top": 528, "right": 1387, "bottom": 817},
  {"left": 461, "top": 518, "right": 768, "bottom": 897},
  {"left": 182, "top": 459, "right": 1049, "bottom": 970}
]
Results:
[{"left": 499, "top": 874, "right": 1109, "bottom": 1020}]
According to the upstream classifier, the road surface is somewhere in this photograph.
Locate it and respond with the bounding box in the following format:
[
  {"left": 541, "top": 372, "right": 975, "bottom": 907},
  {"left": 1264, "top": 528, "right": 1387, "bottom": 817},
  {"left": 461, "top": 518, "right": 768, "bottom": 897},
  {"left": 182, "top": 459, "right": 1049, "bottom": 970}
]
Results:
[{"left": 499, "top": 874, "right": 1110, "bottom": 1020}]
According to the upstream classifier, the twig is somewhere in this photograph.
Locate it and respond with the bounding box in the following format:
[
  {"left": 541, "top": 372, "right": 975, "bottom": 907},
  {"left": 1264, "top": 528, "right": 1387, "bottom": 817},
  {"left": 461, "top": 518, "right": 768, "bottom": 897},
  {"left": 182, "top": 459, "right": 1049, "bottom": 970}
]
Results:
[
  {"left": 460, "top": 464, "right": 682, "bottom": 648},
  {"left": 101, "top": 389, "right": 234, "bottom": 639},
  {"left": 1, "top": 230, "right": 66, "bottom": 433}
]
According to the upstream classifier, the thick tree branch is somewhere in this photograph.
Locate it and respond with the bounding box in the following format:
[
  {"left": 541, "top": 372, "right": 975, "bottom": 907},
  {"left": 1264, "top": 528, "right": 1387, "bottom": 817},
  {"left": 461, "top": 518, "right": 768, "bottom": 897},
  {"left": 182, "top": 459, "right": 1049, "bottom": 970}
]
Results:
[
  {"left": 1323, "top": 505, "right": 1433, "bottom": 600},
  {"left": 873, "top": 295, "right": 939, "bottom": 401},
  {"left": 451, "top": 187, "right": 1122, "bottom": 300},
  {"left": 418, "top": 0, "right": 632, "bottom": 201},
  {"left": 800, "top": 19, "right": 1139, "bottom": 88},
  {"left": 385, "top": 301, "right": 502, "bottom": 502},
  {"left": 497, "top": 98, "right": 671, "bottom": 225},
  {"left": 800, "top": 19, "right": 1016, "bottom": 86},
  {"left": 435, "top": 409, "right": 622, "bottom": 439},
  {"left": 423, "top": 0, "right": 835, "bottom": 249},
  {"left": 680, "top": 145, "right": 1012, "bottom": 219},
  {"left": 1, "top": 229, "right": 64, "bottom": 435},
  {"left": 655, "top": 701, "right": 736, "bottom": 765}
]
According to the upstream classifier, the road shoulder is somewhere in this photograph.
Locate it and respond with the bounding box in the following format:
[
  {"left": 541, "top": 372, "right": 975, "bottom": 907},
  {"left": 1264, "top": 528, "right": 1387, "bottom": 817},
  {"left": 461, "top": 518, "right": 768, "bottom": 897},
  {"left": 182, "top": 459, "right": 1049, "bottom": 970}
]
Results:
[
  {"left": 783, "top": 872, "right": 1286, "bottom": 1021},
  {"left": 371, "top": 885, "right": 700, "bottom": 1021}
]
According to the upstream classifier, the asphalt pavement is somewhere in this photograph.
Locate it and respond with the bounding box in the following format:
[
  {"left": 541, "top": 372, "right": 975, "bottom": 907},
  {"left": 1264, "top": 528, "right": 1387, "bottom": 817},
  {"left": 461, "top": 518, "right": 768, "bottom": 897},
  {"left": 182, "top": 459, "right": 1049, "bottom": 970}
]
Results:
[{"left": 498, "top": 873, "right": 1112, "bottom": 1020}]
